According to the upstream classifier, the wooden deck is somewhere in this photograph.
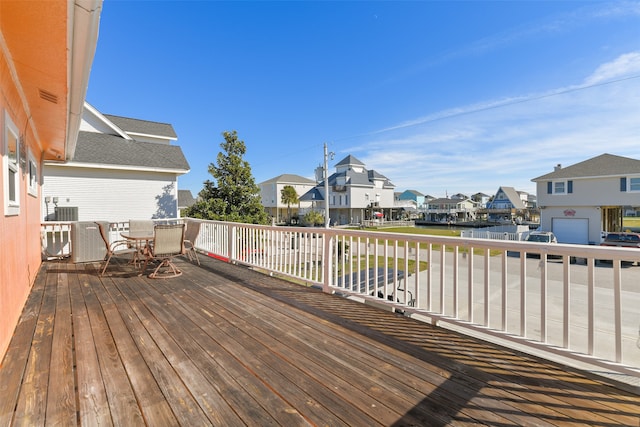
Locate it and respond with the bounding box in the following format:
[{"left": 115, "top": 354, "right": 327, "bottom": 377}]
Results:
[{"left": 1, "top": 255, "right": 640, "bottom": 426}]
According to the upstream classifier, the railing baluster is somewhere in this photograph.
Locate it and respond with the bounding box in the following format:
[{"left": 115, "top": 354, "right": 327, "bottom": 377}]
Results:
[
  {"left": 520, "top": 252, "right": 527, "bottom": 337},
  {"left": 439, "top": 244, "right": 445, "bottom": 314},
  {"left": 484, "top": 248, "right": 490, "bottom": 327},
  {"left": 540, "top": 254, "right": 548, "bottom": 343},
  {"left": 501, "top": 250, "right": 507, "bottom": 331},
  {"left": 468, "top": 245, "right": 474, "bottom": 323},
  {"left": 563, "top": 256, "right": 570, "bottom": 349},
  {"left": 613, "top": 260, "right": 622, "bottom": 363}
]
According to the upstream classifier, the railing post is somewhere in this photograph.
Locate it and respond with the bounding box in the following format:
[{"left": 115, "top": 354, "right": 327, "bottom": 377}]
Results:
[
  {"left": 322, "top": 232, "right": 333, "bottom": 293},
  {"left": 228, "top": 224, "right": 236, "bottom": 263}
]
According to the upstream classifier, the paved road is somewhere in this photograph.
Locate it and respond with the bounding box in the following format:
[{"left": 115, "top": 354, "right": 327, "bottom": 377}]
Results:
[{"left": 403, "top": 249, "right": 640, "bottom": 370}]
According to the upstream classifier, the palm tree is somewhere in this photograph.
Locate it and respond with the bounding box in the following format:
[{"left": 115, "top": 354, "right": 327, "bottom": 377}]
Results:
[{"left": 280, "top": 185, "right": 299, "bottom": 224}]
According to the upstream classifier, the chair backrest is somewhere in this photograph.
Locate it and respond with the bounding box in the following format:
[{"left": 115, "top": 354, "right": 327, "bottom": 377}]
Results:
[
  {"left": 184, "top": 220, "right": 202, "bottom": 244},
  {"left": 94, "top": 221, "right": 111, "bottom": 254},
  {"left": 152, "top": 224, "right": 185, "bottom": 257},
  {"left": 129, "top": 220, "right": 154, "bottom": 234}
]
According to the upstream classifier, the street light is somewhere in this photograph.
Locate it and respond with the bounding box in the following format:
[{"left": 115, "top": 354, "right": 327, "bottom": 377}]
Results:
[{"left": 323, "top": 143, "right": 334, "bottom": 228}]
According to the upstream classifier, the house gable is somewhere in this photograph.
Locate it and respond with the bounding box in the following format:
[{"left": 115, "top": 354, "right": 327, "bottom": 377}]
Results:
[
  {"left": 488, "top": 186, "right": 526, "bottom": 210},
  {"left": 533, "top": 153, "right": 640, "bottom": 181},
  {"left": 103, "top": 114, "right": 177, "bottom": 144},
  {"left": 259, "top": 174, "right": 316, "bottom": 208},
  {"left": 80, "top": 103, "right": 131, "bottom": 139},
  {"left": 43, "top": 104, "right": 190, "bottom": 221},
  {"left": 535, "top": 153, "right": 640, "bottom": 208}
]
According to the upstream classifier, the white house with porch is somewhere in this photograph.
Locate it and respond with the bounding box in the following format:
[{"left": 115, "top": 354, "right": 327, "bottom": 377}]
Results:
[
  {"left": 532, "top": 153, "right": 640, "bottom": 244},
  {"left": 304, "top": 155, "right": 396, "bottom": 226}
]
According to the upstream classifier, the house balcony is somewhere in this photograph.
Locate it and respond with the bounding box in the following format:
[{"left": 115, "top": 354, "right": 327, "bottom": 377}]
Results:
[
  {"left": 1, "top": 220, "right": 639, "bottom": 424},
  {"left": 332, "top": 184, "right": 347, "bottom": 192}
]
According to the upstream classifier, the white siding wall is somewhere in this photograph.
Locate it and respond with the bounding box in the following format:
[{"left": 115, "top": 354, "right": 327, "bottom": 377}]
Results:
[
  {"left": 79, "top": 109, "right": 118, "bottom": 134},
  {"left": 260, "top": 183, "right": 278, "bottom": 208},
  {"left": 537, "top": 177, "right": 640, "bottom": 207},
  {"left": 261, "top": 182, "right": 315, "bottom": 209},
  {"left": 42, "top": 165, "right": 178, "bottom": 222},
  {"left": 540, "top": 207, "right": 601, "bottom": 244},
  {"left": 348, "top": 187, "right": 373, "bottom": 209}
]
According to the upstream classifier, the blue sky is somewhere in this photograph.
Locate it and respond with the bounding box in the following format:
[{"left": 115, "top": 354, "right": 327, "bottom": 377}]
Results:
[{"left": 86, "top": 1, "right": 640, "bottom": 198}]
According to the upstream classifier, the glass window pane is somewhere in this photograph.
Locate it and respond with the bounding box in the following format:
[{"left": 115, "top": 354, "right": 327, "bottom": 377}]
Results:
[
  {"left": 8, "top": 170, "right": 16, "bottom": 202},
  {"left": 7, "top": 131, "right": 17, "bottom": 164},
  {"left": 554, "top": 182, "right": 565, "bottom": 193}
]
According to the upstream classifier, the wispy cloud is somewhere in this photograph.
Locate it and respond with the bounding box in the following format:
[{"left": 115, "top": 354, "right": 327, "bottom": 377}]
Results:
[
  {"left": 584, "top": 51, "right": 640, "bottom": 84},
  {"left": 346, "top": 52, "right": 640, "bottom": 197}
]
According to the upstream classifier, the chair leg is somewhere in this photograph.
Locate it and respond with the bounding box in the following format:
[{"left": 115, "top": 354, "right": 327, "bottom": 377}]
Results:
[
  {"left": 149, "top": 258, "right": 182, "bottom": 279},
  {"left": 138, "top": 256, "right": 152, "bottom": 277},
  {"left": 100, "top": 253, "right": 113, "bottom": 276}
]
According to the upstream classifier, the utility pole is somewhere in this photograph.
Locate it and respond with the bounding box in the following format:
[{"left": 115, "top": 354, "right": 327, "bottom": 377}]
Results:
[{"left": 324, "top": 143, "right": 334, "bottom": 228}]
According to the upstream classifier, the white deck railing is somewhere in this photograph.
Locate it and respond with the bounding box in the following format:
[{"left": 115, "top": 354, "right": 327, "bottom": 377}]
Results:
[{"left": 41, "top": 219, "right": 640, "bottom": 379}]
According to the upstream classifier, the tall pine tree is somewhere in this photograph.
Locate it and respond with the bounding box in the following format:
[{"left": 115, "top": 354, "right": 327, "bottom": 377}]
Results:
[{"left": 186, "top": 131, "right": 268, "bottom": 224}]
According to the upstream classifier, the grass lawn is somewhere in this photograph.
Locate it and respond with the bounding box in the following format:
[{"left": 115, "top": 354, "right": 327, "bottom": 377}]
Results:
[
  {"left": 361, "top": 226, "right": 461, "bottom": 237},
  {"left": 358, "top": 226, "right": 502, "bottom": 256}
]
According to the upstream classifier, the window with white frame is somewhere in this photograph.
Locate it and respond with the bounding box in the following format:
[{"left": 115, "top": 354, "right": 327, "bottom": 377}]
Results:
[
  {"left": 3, "top": 111, "right": 20, "bottom": 215},
  {"left": 547, "top": 180, "right": 573, "bottom": 195},
  {"left": 553, "top": 181, "right": 565, "bottom": 194},
  {"left": 629, "top": 177, "right": 640, "bottom": 192},
  {"left": 28, "top": 150, "right": 38, "bottom": 196}
]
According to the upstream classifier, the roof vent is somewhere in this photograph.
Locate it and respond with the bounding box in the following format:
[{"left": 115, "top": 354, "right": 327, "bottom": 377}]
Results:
[
  {"left": 554, "top": 163, "right": 562, "bottom": 171},
  {"left": 39, "top": 89, "right": 58, "bottom": 104}
]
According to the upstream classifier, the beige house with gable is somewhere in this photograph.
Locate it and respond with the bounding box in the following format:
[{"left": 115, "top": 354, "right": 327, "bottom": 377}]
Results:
[
  {"left": 259, "top": 174, "right": 316, "bottom": 223},
  {"left": 532, "top": 153, "right": 640, "bottom": 244}
]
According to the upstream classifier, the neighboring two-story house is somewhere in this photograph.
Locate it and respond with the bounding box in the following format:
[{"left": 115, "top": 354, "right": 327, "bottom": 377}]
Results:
[
  {"left": 259, "top": 174, "right": 316, "bottom": 223},
  {"left": 532, "top": 153, "right": 640, "bottom": 244},
  {"left": 472, "top": 192, "right": 491, "bottom": 208},
  {"left": 424, "top": 197, "right": 477, "bottom": 222},
  {"left": 397, "top": 189, "right": 427, "bottom": 210},
  {"left": 42, "top": 103, "right": 190, "bottom": 222},
  {"left": 302, "top": 155, "right": 395, "bottom": 225},
  {"left": 178, "top": 189, "right": 196, "bottom": 217},
  {"left": 484, "top": 186, "right": 528, "bottom": 224}
]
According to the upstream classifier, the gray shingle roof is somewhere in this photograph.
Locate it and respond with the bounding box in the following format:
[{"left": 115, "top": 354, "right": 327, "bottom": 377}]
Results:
[
  {"left": 327, "top": 167, "right": 394, "bottom": 189},
  {"left": 178, "top": 190, "right": 196, "bottom": 207},
  {"left": 498, "top": 186, "right": 527, "bottom": 209},
  {"left": 72, "top": 131, "right": 190, "bottom": 171},
  {"left": 335, "top": 155, "right": 365, "bottom": 167},
  {"left": 103, "top": 114, "right": 177, "bottom": 139},
  {"left": 532, "top": 153, "right": 640, "bottom": 181},
  {"left": 260, "top": 174, "right": 316, "bottom": 185},
  {"left": 299, "top": 187, "right": 324, "bottom": 201}
]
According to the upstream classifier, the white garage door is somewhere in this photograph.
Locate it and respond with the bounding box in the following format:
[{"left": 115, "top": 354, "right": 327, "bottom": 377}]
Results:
[{"left": 552, "top": 218, "right": 589, "bottom": 244}]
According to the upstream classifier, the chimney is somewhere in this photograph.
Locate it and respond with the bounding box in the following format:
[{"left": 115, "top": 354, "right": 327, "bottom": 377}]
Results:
[{"left": 554, "top": 164, "right": 562, "bottom": 171}]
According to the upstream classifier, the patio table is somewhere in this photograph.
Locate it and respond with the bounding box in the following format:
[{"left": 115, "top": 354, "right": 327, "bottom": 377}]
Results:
[{"left": 120, "top": 231, "right": 155, "bottom": 270}]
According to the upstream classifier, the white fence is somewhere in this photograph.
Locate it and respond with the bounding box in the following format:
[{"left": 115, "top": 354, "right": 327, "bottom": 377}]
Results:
[{"left": 41, "top": 219, "right": 640, "bottom": 380}]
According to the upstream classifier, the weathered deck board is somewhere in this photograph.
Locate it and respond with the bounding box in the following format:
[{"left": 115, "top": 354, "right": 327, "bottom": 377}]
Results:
[{"left": 1, "top": 255, "right": 639, "bottom": 426}]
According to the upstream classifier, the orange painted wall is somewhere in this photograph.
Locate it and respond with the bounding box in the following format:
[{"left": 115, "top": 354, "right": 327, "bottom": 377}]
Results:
[{"left": 0, "top": 48, "right": 45, "bottom": 362}]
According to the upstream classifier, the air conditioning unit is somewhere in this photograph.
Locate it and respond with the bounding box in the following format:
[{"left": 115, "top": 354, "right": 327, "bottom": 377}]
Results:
[
  {"left": 56, "top": 206, "right": 78, "bottom": 221},
  {"left": 71, "top": 221, "right": 107, "bottom": 263}
]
